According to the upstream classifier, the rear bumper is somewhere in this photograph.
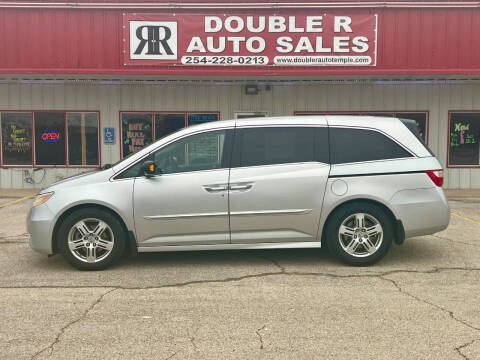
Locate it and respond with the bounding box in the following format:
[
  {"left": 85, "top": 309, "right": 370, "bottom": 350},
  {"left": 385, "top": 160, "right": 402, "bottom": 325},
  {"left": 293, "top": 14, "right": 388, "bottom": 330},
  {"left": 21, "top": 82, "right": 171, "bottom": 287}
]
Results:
[
  {"left": 389, "top": 187, "right": 450, "bottom": 238},
  {"left": 27, "top": 204, "right": 55, "bottom": 254}
]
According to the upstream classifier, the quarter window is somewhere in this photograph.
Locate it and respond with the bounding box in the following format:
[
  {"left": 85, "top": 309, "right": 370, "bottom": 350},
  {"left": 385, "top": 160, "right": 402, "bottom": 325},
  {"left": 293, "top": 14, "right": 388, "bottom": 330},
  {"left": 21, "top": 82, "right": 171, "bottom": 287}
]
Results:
[
  {"left": 330, "top": 128, "right": 412, "bottom": 164},
  {"left": 231, "top": 127, "right": 328, "bottom": 167},
  {"left": 295, "top": 111, "right": 429, "bottom": 143}
]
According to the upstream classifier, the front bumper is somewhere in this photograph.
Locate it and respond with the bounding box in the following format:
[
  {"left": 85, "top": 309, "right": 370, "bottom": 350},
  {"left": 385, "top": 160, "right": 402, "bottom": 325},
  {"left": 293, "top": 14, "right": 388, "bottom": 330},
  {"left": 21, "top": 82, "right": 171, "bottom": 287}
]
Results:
[
  {"left": 27, "top": 203, "right": 56, "bottom": 254},
  {"left": 389, "top": 186, "right": 450, "bottom": 238}
]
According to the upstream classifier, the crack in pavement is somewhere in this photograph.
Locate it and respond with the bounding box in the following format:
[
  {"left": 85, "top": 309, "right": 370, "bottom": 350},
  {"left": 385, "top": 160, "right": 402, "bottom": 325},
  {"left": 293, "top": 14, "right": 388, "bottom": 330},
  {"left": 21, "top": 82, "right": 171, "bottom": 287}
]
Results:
[
  {"left": 455, "top": 338, "right": 479, "bottom": 360},
  {"left": 30, "top": 287, "right": 117, "bottom": 360},
  {"left": 2, "top": 266, "right": 480, "bottom": 291},
  {"left": 6, "top": 264, "right": 478, "bottom": 359},
  {"left": 429, "top": 234, "right": 480, "bottom": 248},
  {"left": 255, "top": 325, "right": 267, "bottom": 350},
  {"left": 381, "top": 275, "right": 480, "bottom": 332}
]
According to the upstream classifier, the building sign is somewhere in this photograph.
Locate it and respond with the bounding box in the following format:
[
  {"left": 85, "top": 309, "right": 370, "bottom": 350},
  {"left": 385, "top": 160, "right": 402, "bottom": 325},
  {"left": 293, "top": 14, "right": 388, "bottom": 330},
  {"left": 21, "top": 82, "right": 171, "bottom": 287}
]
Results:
[{"left": 123, "top": 12, "right": 378, "bottom": 67}]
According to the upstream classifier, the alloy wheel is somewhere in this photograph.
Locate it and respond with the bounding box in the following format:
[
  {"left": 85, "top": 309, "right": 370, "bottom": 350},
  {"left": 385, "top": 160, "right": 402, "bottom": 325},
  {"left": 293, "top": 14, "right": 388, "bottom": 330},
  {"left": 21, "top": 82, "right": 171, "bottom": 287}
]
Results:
[
  {"left": 338, "top": 213, "right": 383, "bottom": 258},
  {"left": 67, "top": 218, "right": 115, "bottom": 263}
]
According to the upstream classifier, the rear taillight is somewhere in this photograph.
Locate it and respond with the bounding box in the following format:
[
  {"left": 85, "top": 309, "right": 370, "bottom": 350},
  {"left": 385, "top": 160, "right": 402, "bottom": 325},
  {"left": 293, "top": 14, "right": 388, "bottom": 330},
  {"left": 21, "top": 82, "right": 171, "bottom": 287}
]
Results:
[{"left": 426, "top": 169, "right": 444, "bottom": 187}]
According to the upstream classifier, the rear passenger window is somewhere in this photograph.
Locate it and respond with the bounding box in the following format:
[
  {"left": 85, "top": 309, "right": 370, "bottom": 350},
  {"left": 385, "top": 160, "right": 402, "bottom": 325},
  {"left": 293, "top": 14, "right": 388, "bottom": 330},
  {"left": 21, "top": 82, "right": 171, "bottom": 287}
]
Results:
[
  {"left": 232, "top": 127, "right": 329, "bottom": 167},
  {"left": 330, "top": 128, "right": 412, "bottom": 164}
]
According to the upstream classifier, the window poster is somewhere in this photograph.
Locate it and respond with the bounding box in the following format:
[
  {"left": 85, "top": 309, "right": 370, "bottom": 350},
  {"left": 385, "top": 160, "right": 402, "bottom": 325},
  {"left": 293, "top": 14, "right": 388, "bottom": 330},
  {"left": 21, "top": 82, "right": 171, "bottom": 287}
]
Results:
[
  {"left": 187, "top": 113, "right": 219, "bottom": 126},
  {"left": 449, "top": 112, "right": 480, "bottom": 166},
  {"left": 1, "top": 112, "right": 32, "bottom": 165},
  {"left": 121, "top": 113, "right": 153, "bottom": 158}
]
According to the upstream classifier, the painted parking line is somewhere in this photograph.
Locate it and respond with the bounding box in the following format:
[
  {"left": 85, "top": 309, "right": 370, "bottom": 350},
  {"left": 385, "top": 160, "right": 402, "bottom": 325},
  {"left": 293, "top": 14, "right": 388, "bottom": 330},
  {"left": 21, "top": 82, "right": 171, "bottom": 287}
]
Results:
[
  {"left": 451, "top": 210, "right": 480, "bottom": 225},
  {"left": 0, "top": 195, "right": 35, "bottom": 209}
]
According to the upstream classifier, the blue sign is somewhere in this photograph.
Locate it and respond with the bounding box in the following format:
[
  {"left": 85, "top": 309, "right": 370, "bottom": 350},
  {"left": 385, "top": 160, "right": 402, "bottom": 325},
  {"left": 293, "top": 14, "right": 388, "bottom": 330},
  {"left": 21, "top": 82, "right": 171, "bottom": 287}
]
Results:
[{"left": 103, "top": 127, "right": 115, "bottom": 145}]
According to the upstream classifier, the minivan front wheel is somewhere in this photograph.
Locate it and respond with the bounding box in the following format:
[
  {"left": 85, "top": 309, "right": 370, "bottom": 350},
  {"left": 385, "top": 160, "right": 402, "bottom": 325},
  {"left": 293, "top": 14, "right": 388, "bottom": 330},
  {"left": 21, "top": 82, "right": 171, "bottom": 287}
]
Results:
[
  {"left": 57, "top": 208, "right": 126, "bottom": 270},
  {"left": 325, "top": 202, "right": 393, "bottom": 266}
]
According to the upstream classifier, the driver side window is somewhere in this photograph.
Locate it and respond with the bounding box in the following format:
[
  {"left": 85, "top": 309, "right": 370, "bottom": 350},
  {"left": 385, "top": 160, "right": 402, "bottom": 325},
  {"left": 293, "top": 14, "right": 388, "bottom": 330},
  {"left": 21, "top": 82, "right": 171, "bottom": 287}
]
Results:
[
  {"left": 153, "top": 130, "right": 226, "bottom": 174},
  {"left": 117, "top": 130, "right": 228, "bottom": 179}
]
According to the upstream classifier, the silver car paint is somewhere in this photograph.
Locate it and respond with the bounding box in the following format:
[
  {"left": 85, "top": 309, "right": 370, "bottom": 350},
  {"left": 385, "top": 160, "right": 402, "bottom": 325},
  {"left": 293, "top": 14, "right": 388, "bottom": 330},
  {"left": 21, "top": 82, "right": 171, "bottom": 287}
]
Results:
[{"left": 27, "top": 116, "right": 450, "bottom": 255}]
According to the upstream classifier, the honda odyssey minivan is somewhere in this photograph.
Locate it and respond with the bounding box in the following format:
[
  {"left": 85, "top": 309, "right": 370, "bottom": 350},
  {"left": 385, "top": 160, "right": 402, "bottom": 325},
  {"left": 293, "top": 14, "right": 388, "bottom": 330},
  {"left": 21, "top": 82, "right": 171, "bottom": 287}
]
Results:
[{"left": 28, "top": 116, "right": 450, "bottom": 270}]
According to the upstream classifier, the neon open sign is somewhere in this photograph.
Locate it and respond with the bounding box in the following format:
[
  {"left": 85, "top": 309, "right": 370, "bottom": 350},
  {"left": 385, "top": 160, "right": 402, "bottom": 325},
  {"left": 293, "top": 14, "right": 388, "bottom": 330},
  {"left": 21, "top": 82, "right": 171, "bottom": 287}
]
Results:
[{"left": 42, "top": 130, "right": 60, "bottom": 142}]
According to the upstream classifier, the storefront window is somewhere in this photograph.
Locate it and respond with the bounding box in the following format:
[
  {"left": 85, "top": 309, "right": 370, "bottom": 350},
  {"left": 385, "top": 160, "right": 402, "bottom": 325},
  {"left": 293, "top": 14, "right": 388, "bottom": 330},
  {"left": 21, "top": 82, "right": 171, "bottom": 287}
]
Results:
[
  {"left": 155, "top": 113, "right": 185, "bottom": 140},
  {"left": 120, "top": 111, "right": 219, "bottom": 158},
  {"left": 34, "top": 112, "right": 66, "bottom": 166},
  {"left": 448, "top": 112, "right": 480, "bottom": 167},
  {"left": 295, "top": 111, "right": 428, "bottom": 143},
  {"left": 121, "top": 113, "right": 153, "bottom": 158},
  {"left": 1, "top": 112, "right": 32, "bottom": 165},
  {"left": 67, "top": 112, "right": 100, "bottom": 166},
  {"left": 1, "top": 110, "right": 101, "bottom": 167}
]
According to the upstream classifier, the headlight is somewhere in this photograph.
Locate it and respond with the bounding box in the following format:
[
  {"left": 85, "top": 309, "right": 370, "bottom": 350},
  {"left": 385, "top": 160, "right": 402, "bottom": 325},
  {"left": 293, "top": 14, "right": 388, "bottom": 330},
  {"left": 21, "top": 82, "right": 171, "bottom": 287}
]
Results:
[{"left": 32, "top": 192, "right": 54, "bottom": 207}]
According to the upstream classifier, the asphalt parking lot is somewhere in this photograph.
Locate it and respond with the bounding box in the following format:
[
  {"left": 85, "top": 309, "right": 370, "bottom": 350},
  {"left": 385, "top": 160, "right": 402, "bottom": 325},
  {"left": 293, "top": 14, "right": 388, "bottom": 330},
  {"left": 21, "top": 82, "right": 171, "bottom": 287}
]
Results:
[{"left": 0, "top": 196, "right": 479, "bottom": 359}]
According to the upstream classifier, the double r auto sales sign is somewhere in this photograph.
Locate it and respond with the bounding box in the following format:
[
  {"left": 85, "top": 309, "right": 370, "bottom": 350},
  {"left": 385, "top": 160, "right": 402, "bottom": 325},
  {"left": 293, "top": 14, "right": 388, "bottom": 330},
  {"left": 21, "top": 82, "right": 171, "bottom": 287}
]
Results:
[{"left": 123, "top": 12, "right": 378, "bottom": 67}]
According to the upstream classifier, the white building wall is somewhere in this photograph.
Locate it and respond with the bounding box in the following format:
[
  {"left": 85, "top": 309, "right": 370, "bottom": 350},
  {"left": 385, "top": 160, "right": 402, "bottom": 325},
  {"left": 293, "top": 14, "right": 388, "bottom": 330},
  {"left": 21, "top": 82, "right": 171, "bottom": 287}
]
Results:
[{"left": 0, "top": 80, "right": 479, "bottom": 189}]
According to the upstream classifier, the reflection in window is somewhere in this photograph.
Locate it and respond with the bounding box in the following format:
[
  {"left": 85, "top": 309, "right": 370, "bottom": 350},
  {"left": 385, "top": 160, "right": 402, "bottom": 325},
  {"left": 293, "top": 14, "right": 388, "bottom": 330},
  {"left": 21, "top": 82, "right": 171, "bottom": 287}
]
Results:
[
  {"left": 67, "top": 113, "right": 99, "bottom": 166},
  {"left": 152, "top": 130, "right": 226, "bottom": 174}
]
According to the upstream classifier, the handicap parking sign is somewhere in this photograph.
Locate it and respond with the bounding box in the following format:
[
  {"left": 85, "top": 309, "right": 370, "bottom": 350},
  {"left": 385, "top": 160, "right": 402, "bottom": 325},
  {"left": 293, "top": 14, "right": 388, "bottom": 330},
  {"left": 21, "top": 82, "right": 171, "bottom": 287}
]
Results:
[{"left": 103, "top": 127, "right": 115, "bottom": 145}]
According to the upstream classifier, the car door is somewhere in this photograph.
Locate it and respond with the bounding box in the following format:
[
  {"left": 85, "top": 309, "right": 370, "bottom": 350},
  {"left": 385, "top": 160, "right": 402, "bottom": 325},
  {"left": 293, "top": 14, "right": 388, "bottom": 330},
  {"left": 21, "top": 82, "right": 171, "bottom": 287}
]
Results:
[
  {"left": 229, "top": 122, "right": 330, "bottom": 244},
  {"left": 133, "top": 128, "right": 233, "bottom": 248}
]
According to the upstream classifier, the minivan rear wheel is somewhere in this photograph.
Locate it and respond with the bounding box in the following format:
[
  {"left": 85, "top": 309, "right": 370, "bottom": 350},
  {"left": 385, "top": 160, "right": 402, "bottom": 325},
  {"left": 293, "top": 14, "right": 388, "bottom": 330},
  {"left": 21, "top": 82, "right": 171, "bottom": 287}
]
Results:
[
  {"left": 57, "top": 208, "right": 126, "bottom": 270},
  {"left": 325, "top": 202, "right": 393, "bottom": 266}
]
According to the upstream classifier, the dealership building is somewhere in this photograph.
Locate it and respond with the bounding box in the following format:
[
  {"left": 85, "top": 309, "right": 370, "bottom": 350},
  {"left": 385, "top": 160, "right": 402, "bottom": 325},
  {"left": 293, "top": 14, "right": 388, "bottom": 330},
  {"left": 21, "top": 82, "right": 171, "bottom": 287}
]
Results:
[{"left": 0, "top": 0, "right": 480, "bottom": 189}]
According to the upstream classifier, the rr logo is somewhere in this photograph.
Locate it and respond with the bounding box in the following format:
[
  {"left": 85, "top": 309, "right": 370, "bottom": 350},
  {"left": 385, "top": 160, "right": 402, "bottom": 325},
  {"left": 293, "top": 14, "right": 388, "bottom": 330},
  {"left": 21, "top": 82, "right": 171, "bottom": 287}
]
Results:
[{"left": 129, "top": 21, "right": 178, "bottom": 60}]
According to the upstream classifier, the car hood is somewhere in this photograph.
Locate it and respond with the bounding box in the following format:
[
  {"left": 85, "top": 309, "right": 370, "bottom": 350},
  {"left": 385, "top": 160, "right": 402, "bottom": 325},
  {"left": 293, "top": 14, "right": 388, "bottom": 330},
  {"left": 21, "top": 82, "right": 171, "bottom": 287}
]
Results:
[{"left": 41, "top": 168, "right": 115, "bottom": 193}]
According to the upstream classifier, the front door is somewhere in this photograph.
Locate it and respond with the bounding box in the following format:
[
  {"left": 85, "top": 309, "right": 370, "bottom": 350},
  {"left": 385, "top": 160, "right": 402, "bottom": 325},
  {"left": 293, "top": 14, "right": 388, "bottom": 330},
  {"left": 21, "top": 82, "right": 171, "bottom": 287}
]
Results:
[
  {"left": 133, "top": 129, "right": 232, "bottom": 247},
  {"left": 228, "top": 124, "right": 330, "bottom": 244}
]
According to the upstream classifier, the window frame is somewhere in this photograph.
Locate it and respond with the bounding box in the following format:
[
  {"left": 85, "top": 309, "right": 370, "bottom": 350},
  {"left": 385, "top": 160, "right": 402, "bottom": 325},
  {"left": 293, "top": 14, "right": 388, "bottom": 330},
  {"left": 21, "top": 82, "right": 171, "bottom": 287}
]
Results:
[
  {"left": 294, "top": 110, "right": 430, "bottom": 145},
  {"left": 230, "top": 125, "right": 329, "bottom": 169},
  {"left": 0, "top": 109, "right": 101, "bottom": 169},
  {"left": 119, "top": 110, "right": 221, "bottom": 159},
  {"left": 447, "top": 110, "right": 480, "bottom": 169}
]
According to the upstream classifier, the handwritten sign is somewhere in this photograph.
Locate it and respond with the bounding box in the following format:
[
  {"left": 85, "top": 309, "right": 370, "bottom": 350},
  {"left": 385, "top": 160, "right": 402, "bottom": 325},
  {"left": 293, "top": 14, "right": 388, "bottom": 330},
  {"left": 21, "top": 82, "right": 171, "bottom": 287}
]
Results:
[
  {"left": 1, "top": 113, "right": 32, "bottom": 165},
  {"left": 121, "top": 113, "right": 153, "bottom": 158},
  {"left": 449, "top": 113, "right": 480, "bottom": 166}
]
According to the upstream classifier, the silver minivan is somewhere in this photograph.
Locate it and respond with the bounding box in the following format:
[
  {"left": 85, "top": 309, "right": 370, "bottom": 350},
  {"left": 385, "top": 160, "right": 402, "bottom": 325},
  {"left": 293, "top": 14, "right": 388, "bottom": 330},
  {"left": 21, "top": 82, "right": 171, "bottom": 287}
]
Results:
[{"left": 28, "top": 116, "right": 450, "bottom": 270}]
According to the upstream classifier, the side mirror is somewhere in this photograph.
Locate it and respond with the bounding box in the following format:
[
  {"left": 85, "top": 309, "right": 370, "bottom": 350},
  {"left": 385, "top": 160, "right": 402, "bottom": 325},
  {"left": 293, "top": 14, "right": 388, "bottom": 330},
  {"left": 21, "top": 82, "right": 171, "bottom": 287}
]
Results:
[{"left": 143, "top": 161, "right": 158, "bottom": 177}]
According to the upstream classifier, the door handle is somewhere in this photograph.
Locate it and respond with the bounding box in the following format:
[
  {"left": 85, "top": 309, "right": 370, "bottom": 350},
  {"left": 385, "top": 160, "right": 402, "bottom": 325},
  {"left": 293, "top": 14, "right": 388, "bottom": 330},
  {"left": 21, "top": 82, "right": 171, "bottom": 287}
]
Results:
[
  {"left": 203, "top": 184, "right": 228, "bottom": 193},
  {"left": 229, "top": 183, "right": 253, "bottom": 191}
]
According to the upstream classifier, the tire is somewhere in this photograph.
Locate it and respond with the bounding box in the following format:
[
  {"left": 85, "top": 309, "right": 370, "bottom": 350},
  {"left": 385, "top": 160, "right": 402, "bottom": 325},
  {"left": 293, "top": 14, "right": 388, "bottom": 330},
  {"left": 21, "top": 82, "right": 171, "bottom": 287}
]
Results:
[
  {"left": 57, "top": 208, "right": 126, "bottom": 270},
  {"left": 325, "top": 202, "right": 393, "bottom": 266}
]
